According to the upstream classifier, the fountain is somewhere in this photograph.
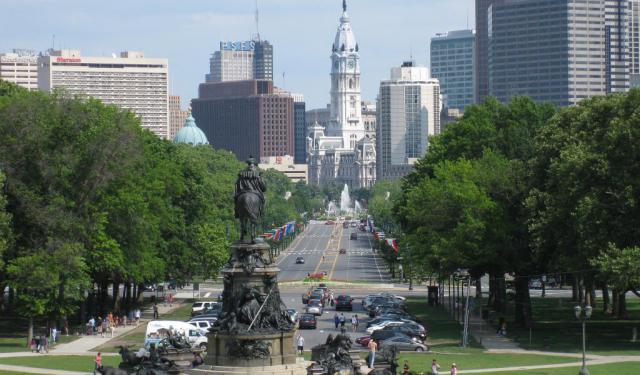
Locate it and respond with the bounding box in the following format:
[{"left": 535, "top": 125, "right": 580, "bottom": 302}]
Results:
[
  {"left": 354, "top": 200, "right": 363, "bottom": 213},
  {"left": 340, "top": 184, "right": 352, "bottom": 214},
  {"left": 327, "top": 201, "right": 338, "bottom": 216}
]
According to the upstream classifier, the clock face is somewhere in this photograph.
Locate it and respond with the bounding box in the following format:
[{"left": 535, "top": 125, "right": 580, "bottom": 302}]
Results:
[{"left": 348, "top": 60, "right": 356, "bottom": 69}]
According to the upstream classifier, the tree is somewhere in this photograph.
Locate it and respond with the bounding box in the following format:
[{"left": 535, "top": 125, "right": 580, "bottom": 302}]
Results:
[
  {"left": 368, "top": 180, "right": 403, "bottom": 234},
  {"left": 529, "top": 90, "right": 640, "bottom": 316}
]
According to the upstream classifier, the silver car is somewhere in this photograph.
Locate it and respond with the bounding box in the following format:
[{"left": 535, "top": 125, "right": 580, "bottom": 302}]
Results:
[
  {"left": 380, "top": 336, "right": 428, "bottom": 352},
  {"left": 306, "top": 300, "right": 324, "bottom": 316}
]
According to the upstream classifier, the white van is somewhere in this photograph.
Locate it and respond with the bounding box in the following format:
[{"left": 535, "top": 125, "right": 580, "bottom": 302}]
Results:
[{"left": 145, "top": 320, "right": 208, "bottom": 350}]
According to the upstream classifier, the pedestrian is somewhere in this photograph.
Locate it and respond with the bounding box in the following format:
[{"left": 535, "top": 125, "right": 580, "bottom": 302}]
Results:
[
  {"left": 351, "top": 315, "right": 358, "bottom": 332},
  {"left": 153, "top": 303, "right": 159, "bottom": 319},
  {"left": 64, "top": 320, "right": 69, "bottom": 336},
  {"left": 500, "top": 319, "right": 507, "bottom": 336},
  {"left": 403, "top": 360, "right": 410, "bottom": 375},
  {"left": 135, "top": 308, "right": 141, "bottom": 325},
  {"left": 339, "top": 313, "right": 346, "bottom": 328},
  {"left": 296, "top": 334, "right": 305, "bottom": 355},
  {"left": 497, "top": 317, "right": 505, "bottom": 335},
  {"left": 97, "top": 316, "right": 103, "bottom": 337},
  {"left": 367, "top": 339, "right": 377, "bottom": 369},
  {"left": 42, "top": 334, "right": 49, "bottom": 353},
  {"left": 29, "top": 337, "right": 36, "bottom": 352},
  {"left": 51, "top": 327, "right": 57, "bottom": 344},
  {"left": 334, "top": 313, "right": 339, "bottom": 329},
  {"left": 168, "top": 293, "right": 173, "bottom": 307},
  {"left": 109, "top": 321, "right": 115, "bottom": 338},
  {"left": 450, "top": 363, "right": 457, "bottom": 375},
  {"left": 431, "top": 359, "right": 440, "bottom": 375},
  {"left": 108, "top": 311, "right": 114, "bottom": 326},
  {"left": 88, "top": 316, "right": 95, "bottom": 335},
  {"left": 102, "top": 318, "right": 109, "bottom": 338},
  {"left": 94, "top": 352, "right": 102, "bottom": 375}
]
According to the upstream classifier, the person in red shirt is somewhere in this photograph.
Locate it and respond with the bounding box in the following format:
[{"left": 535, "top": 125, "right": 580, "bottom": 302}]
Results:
[{"left": 94, "top": 352, "right": 102, "bottom": 374}]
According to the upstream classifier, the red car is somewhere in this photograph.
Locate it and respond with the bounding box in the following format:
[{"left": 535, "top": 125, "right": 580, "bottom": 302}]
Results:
[
  {"left": 325, "top": 220, "right": 335, "bottom": 225},
  {"left": 356, "top": 336, "right": 372, "bottom": 347}
]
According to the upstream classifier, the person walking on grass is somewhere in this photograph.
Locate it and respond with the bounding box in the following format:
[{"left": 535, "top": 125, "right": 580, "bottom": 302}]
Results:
[
  {"left": 94, "top": 352, "right": 102, "bottom": 374},
  {"left": 339, "top": 313, "right": 346, "bottom": 329},
  {"left": 450, "top": 363, "right": 457, "bottom": 375},
  {"left": 431, "top": 359, "right": 440, "bottom": 375},
  {"left": 153, "top": 303, "right": 159, "bottom": 319}
]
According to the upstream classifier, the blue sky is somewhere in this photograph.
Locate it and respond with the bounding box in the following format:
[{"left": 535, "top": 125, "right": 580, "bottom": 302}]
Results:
[{"left": 1, "top": 0, "right": 474, "bottom": 109}]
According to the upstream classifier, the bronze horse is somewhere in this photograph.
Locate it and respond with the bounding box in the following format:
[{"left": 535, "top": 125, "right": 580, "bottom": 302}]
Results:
[{"left": 236, "top": 191, "right": 261, "bottom": 243}]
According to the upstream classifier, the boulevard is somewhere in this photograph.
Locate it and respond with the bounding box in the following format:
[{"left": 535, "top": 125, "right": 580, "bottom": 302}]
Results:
[{"left": 277, "top": 221, "right": 390, "bottom": 283}]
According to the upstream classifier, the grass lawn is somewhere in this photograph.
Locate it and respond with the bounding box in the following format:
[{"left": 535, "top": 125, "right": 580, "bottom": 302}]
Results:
[
  {"left": 0, "top": 335, "right": 79, "bottom": 353},
  {"left": 0, "top": 355, "right": 120, "bottom": 372},
  {"left": 397, "top": 352, "right": 579, "bottom": 372},
  {"left": 161, "top": 302, "right": 192, "bottom": 321},
  {"left": 494, "top": 361, "right": 640, "bottom": 375},
  {"left": 507, "top": 296, "right": 640, "bottom": 354},
  {"left": 404, "top": 296, "right": 480, "bottom": 350}
]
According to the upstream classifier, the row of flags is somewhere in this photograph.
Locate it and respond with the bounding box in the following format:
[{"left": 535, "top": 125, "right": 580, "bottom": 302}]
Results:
[
  {"left": 372, "top": 227, "right": 398, "bottom": 253},
  {"left": 260, "top": 221, "right": 297, "bottom": 241}
]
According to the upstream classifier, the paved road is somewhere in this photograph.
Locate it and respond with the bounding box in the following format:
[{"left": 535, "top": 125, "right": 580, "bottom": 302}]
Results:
[{"left": 277, "top": 221, "right": 390, "bottom": 283}]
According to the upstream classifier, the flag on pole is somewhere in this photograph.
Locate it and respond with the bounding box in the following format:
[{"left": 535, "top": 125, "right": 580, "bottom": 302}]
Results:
[{"left": 386, "top": 238, "right": 398, "bottom": 253}]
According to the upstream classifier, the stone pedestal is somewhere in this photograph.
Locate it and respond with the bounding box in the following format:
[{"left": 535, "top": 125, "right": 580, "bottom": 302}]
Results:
[
  {"left": 199, "top": 241, "right": 298, "bottom": 374},
  {"left": 205, "top": 330, "right": 296, "bottom": 367},
  {"left": 185, "top": 357, "right": 308, "bottom": 375}
]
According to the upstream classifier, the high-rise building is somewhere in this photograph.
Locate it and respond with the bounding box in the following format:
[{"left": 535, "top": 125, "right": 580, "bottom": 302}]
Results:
[
  {"left": 38, "top": 50, "right": 169, "bottom": 138},
  {"left": 430, "top": 30, "right": 476, "bottom": 112},
  {"left": 630, "top": 0, "right": 640, "bottom": 86},
  {"left": 361, "top": 101, "right": 377, "bottom": 141},
  {"left": 0, "top": 49, "right": 39, "bottom": 91},
  {"left": 476, "top": 0, "right": 504, "bottom": 104},
  {"left": 307, "top": 0, "right": 376, "bottom": 189},
  {"left": 487, "top": 0, "right": 631, "bottom": 106},
  {"left": 292, "top": 94, "right": 307, "bottom": 164},
  {"left": 191, "top": 80, "right": 294, "bottom": 161},
  {"left": 376, "top": 62, "right": 440, "bottom": 181},
  {"left": 205, "top": 40, "right": 273, "bottom": 83},
  {"left": 254, "top": 40, "right": 274, "bottom": 81},
  {"left": 169, "top": 95, "right": 188, "bottom": 140}
]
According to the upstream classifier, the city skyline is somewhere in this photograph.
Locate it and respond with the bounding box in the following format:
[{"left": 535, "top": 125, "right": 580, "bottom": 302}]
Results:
[{"left": 0, "top": 0, "right": 474, "bottom": 109}]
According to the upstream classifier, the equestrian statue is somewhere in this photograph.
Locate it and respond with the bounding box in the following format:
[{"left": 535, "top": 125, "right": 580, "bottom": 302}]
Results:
[{"left": 234, "top": 157, "right": 266, "bottom": 243}]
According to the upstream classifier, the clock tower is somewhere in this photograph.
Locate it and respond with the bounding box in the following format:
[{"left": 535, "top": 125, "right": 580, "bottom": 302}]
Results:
[{"left": 329, "top": 0, "right": 365, "bottom": 149}]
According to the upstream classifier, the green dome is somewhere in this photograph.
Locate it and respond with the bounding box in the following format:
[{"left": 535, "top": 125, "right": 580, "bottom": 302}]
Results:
[{"left": 173, "top": 114, "right": 209, "bottom": 146}]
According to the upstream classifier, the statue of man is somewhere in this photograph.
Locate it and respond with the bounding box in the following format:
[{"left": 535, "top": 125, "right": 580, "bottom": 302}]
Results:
[{"left": 234, "top": 156, "right": 266, "bottom": 219}]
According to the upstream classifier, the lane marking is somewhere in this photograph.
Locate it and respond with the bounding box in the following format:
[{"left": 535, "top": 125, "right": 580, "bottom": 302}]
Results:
[
  {"left": 366, "top": 232, "right": 384, "bottom": 282},
  {"left": 328, "top": 224, "right": 345, "bottom": 280},
  {"left": 313, "top": 223, "right": 338, "bottom": 274}
]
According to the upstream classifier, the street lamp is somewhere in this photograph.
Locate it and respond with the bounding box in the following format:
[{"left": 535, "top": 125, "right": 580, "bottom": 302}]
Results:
[{"left": 574, "top": 304, "right": 593, "bottom": 375}]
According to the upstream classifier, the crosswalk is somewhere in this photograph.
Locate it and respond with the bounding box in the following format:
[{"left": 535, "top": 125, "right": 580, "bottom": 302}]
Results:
[{"left": 281, "top": 248, "right": 374, "bottom": 256}]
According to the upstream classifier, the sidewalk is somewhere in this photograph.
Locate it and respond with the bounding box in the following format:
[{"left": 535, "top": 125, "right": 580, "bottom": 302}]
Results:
[
  {"left": 0, "top": 364, "right": 88, "bottom": 375},
  {"left": 442, "top": 296, "right": 520, "bottom": 350}
]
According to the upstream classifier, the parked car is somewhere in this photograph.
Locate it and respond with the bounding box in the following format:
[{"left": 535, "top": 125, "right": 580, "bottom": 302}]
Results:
[
  {"left": 306, "top": 299, "right": 324, "bottom": 316},
  {"left": 339, "top": 248, "right": 347, "bottom": 254},
  {"left": 187, "top": 319, "right": 213, "bottom": 334},
  {"left": 145, "top": 321, "right": 208, "bottom": 350},
  {"left": 295, "top": 256, "right": 305, "bottom": 264},
  {"left": 298, "top": 314, "right": 317, "bottom": 329},
  {"left": 367, "top": 320, "right": 424, "bottom": 334},
  {"left": 529, "top": 279, "right": 542, "bottom": 289},
  {"left": 380, "top": 336, "right": 428, "bottom": 352},
  {"left": 325, "top": 220, "right": 335, "bottom": 225},
  {"left": 371, "top": 330, "right": 418, "bottom": 343},
  {"left": 350, "top": 233, "right": 358, "bottom": 240},
  {"left": 335, "top": 295, "right": 354, "bottom": 311},
  {"left": 379, "top": 325, "right": 426, "bottom": 341},
  {"left": 287, "top": 309, "right": 299, "bottom": 324},
  {"left": 191, "top": 301, "right": 221, "bottom": 317},
  {"left": 355, "top": 335, "right": 372, "bottom": 347}
]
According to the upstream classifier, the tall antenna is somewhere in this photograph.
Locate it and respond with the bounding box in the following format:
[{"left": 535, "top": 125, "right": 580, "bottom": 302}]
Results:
[
  {"left": 52, "top": 34, "right": 55, "bottom": 50},
  {"left": 466, "top": 7, "right": 469, "bottom": 29},
  {"left": 255, "top": 0, "right": 260, "bottom": 41}
]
